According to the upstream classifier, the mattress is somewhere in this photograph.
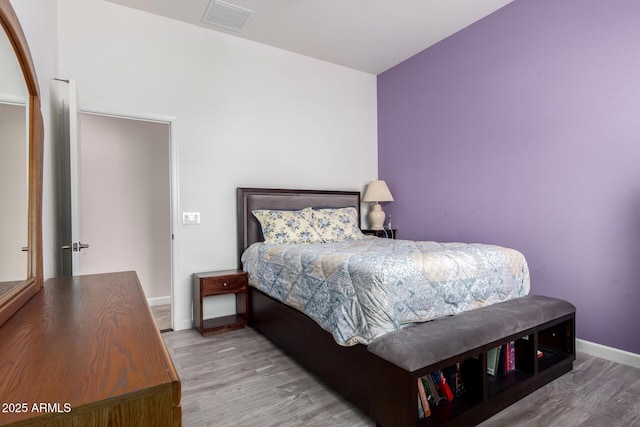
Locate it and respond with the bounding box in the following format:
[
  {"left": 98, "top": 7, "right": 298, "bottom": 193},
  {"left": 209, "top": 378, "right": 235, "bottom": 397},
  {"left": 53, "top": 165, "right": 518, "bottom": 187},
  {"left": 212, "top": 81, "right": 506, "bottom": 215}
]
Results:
[{"left": 242, "top": 237, "right": 530, "bottom": 346}]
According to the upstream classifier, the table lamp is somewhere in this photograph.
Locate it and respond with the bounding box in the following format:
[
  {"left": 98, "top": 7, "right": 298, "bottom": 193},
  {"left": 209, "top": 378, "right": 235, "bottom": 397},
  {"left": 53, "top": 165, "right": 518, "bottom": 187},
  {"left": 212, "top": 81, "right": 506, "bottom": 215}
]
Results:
[{"left": 363, "top": 180, "right": 394, "bottom": 230}]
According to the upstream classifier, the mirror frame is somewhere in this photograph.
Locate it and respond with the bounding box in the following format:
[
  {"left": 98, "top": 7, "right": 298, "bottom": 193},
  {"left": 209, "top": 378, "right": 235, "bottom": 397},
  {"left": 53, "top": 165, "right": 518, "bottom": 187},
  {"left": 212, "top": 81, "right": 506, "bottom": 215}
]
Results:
[{"left": 0, "top": 0, "right": 43, "bottom": 327}]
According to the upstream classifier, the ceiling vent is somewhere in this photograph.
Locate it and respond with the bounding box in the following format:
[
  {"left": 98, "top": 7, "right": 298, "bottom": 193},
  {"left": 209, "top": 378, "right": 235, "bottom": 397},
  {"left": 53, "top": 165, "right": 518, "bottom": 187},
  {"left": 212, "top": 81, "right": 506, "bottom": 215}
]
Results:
[{"left": 202, "top": 0, "right": 254, "bottom": 32}]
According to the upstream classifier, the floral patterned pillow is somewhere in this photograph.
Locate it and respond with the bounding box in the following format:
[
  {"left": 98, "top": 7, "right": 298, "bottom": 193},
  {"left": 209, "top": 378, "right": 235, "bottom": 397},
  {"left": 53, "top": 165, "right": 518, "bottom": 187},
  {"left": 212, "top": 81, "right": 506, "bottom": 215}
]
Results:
[
  {"left": 252, "top": 207, "right": 322, "bottom": 244},
  {"left": 312, "top": 207, "right": 365, "bottom": 242}
]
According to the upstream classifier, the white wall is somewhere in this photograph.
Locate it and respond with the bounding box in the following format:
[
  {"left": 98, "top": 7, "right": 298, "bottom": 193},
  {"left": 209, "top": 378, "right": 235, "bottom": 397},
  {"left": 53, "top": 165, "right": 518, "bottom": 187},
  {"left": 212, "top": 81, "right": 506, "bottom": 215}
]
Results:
[
  {"left": 0, "top": 25, "right": 26, "bottom": 97},
  {"left": 57, "top": 0, "right": 378, "bottom": 329}
]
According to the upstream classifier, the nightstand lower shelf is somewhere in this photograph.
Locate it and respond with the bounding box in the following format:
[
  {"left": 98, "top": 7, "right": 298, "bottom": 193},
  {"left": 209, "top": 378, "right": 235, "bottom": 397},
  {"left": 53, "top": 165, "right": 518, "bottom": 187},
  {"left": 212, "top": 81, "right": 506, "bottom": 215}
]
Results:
[{"left": 201, "top": 314, "right": 246, "bottom": 335}]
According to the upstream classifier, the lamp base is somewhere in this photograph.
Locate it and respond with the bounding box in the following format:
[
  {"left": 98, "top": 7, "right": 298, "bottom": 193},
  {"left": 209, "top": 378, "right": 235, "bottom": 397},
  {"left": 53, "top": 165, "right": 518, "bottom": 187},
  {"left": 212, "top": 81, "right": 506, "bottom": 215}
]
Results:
[{"left": 368, "top": 204, "right": 386, "bottom": 230}]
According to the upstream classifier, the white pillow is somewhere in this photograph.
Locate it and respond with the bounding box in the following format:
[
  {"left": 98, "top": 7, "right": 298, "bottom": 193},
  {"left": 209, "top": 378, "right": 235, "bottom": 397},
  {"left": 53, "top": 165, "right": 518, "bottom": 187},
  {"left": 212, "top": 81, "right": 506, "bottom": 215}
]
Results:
[
  {"left": 252, "top": 207, "right": 322, "bottom": 244},
  {"left": 312, "top": 207, "right": 365, "bottom": 242}
]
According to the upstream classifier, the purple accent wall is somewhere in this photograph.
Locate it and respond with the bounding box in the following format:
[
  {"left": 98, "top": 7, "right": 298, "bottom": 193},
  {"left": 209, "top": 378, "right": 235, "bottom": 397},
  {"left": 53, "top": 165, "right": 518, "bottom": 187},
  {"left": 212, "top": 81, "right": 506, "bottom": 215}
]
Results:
[{"left": 377, "top": 0, "right": 640, "bottom": 354}]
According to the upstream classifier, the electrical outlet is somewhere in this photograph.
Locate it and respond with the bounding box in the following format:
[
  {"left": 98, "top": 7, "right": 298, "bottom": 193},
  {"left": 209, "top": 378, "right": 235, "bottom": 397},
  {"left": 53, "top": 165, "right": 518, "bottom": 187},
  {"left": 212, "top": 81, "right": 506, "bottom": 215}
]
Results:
[{"left": 182, "top": 212, "right": 200, "bottom": 225}]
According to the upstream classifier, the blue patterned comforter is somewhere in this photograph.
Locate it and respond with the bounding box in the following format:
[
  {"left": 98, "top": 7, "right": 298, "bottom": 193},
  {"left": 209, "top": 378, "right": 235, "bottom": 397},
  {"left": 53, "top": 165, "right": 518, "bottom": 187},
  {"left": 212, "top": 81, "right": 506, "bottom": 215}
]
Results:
[{"left": 241, "top": 237, "right": 530, "bottom": 346}]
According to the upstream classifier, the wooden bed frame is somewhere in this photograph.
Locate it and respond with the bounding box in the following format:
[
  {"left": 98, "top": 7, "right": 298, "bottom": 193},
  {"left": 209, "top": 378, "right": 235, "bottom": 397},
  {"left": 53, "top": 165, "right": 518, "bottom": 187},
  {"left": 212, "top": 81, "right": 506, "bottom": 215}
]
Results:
[
  {"left": 236, "top": 187, "right": 575, "bottom": 427},
  {"left": 237, "top": 187, "right": 379, "bottom": 417}
]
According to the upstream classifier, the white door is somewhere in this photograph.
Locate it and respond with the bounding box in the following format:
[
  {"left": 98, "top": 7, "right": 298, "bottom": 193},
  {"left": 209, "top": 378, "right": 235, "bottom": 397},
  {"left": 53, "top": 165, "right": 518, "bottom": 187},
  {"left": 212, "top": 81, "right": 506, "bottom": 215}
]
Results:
[{"left": 59, "top": 79, "right": 83, "bottom": 275}]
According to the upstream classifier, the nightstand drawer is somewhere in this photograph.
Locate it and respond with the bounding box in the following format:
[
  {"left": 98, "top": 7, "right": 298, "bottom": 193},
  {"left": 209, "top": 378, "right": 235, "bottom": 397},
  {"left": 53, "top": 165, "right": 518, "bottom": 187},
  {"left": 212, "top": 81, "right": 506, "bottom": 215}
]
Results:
[{"left": 202, "top": 274, "right": 247, "bottom": 295}]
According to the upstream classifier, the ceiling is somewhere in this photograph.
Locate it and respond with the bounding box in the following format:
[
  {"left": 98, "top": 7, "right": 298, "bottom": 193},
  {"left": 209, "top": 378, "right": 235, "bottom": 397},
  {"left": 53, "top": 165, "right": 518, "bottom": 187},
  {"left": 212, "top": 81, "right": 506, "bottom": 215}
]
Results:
[{"left": 105, "top": 0, "right": 514, "bottom": 75}]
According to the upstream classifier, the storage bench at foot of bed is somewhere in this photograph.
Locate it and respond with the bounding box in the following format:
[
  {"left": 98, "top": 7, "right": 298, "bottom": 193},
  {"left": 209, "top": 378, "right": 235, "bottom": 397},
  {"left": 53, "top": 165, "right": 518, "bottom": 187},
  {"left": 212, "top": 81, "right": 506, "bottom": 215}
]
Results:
[{"left": 367, "top": 295, "right": 576, "bottom": 427}]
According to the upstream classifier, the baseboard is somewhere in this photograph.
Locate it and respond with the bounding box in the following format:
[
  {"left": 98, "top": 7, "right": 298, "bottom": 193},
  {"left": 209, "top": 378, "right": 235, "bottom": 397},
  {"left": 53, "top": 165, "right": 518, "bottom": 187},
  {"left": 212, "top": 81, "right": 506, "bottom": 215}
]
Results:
[
  {"left": 576, "top": 338, "right": 640, "bottom": 369},
  {"left": 176, "top": 319, "right": 193, "bottom": 331},
  {"left": 147, "top": 296, "right": 171, "bottom": 307}
]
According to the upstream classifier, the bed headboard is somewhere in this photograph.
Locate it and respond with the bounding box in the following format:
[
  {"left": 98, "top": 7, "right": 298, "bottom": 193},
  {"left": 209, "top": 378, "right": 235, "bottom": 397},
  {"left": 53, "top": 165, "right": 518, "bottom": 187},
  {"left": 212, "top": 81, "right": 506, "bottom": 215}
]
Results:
[{"left": 236, "top": 188, "right": 361, "bottom": 266}]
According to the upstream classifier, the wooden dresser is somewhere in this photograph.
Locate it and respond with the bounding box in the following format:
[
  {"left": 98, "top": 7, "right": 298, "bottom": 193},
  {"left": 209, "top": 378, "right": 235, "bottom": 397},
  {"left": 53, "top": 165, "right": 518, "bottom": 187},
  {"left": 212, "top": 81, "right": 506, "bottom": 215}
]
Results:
[{"left": 0, "top": 271, "right": 181, "bottom": 426}]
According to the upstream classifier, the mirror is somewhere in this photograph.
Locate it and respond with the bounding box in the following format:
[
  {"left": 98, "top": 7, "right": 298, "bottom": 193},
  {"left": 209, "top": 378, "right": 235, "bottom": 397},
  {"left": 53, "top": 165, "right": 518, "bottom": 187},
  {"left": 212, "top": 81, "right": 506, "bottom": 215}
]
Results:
[
  {"left": 0, "top": 0, "right": 43, "bottom": 327},
  {"left": 0, "top": 17, "right": 28, "bottom": 299}
]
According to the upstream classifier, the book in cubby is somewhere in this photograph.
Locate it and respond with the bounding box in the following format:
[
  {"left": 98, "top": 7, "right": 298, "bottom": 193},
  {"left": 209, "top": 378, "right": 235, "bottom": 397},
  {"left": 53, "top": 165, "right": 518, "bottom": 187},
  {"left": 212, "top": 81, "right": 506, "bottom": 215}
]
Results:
[
  {"left": 487, "top": 341, "right": 517, "bottom": 377},
  {"left": 417, "top": 358, "right": 482, "bottom": 421},
  {"left": 487, "top": 337, "right": 536, "bottom": 399}
]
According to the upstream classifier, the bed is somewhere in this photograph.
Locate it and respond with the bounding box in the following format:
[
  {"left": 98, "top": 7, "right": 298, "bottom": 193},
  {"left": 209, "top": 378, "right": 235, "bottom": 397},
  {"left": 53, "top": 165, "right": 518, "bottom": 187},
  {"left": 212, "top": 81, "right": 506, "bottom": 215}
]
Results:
[
  {"left": 242, "top": 222, "right": 530, "bottom": 348},
  {"left": 236, "top": 188, "right": 573, "bottom": 427}
]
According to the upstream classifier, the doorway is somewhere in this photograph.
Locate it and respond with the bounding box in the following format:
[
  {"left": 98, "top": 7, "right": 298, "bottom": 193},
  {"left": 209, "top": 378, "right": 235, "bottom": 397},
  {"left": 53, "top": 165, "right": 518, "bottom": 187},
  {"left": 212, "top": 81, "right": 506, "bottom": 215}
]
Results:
[{"left": 61, "top": 110, "right": 175, "bottom": 331}]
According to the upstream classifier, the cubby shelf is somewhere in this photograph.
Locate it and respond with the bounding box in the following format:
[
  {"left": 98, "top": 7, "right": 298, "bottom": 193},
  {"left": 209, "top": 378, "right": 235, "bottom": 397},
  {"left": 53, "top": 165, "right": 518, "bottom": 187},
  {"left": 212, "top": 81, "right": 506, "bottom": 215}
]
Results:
[{"left": 417, "top": 315, "right": 575, "bottom": 426}]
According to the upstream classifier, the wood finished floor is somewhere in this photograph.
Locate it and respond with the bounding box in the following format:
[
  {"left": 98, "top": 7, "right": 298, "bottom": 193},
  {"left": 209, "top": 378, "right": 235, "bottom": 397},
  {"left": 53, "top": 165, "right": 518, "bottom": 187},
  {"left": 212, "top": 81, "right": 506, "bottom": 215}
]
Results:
[
  {"left": 151, "top": 304, "right": 172, "bottom": 331},
  {"left": 162, "top": 327, "right": 640, "bottom": 427}
]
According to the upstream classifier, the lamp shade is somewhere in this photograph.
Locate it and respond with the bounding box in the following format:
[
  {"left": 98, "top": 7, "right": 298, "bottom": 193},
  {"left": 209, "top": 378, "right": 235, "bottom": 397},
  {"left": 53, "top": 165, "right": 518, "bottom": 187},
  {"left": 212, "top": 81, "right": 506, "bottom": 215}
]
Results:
[{"left": 363, "top": 180, "right": 394, "bottom": 203}]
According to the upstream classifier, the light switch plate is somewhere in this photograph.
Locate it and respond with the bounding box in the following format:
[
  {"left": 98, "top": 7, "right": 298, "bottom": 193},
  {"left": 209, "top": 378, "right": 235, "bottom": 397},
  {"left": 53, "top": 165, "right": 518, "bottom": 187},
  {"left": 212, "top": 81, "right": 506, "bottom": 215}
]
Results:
[{"left": 182, "top": 212, "right": 200, "bottom": 225}]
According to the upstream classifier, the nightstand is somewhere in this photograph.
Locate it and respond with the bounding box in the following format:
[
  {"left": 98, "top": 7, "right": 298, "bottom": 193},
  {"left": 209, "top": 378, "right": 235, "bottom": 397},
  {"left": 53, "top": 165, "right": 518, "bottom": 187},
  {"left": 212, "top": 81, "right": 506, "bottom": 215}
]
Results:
[
  {"left": 192, "top": 269, "right": 248, "bottom": 336},
  {"left": 362, "top": 229, "right": 397, "bottom": 239}
]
